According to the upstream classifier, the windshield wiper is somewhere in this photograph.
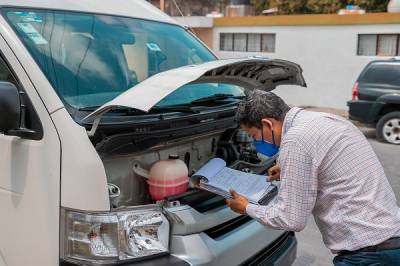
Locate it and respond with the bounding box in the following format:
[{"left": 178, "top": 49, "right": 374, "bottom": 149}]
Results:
[
  {"left": 77, "top": 94, "right": 243, "bottom": 114},
  {"left": 150, "top": 105, "right": 199, "bottom": 114},
  {"left": 79, "top": 106, "right": 145, "bottom": 114},
  {"left": 189, "top": 94, "right": 245, "bottom": 105},
  {"left": 78, "top": 105, "right": 198, "bottom": 114},
  {"left": 78, "top": 106, "right": 101, "bottom": 112}
]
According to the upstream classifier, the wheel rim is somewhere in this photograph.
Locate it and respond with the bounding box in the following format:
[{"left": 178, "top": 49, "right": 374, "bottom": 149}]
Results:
[{"left": 382, "top": 118, "right": 400, "bottom": 144}]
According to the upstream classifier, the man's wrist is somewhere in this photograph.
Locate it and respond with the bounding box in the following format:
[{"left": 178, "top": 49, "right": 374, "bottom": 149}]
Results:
[{"left": 245, "top": 203, "right": 259, "bottom": 218}]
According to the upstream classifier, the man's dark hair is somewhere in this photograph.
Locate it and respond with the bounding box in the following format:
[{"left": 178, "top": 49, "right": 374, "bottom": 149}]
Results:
[{"left": 236, "top": 90, "right": 290, "bottom": 128}]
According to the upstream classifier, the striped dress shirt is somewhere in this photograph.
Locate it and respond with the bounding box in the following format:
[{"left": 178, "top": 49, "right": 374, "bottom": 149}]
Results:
[{"left": 246, "top": 107, "right": 400, "bottom": 253}]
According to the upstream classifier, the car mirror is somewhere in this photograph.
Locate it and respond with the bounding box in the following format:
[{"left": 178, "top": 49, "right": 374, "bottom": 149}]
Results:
[
  {"left": 0, "top": 81, "right": 38, "bottom": 139},
  {"left": 0, "top": 81, "right": 20, "bottom": 132}
]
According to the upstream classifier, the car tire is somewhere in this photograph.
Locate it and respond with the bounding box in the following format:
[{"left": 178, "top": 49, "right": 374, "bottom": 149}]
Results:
[{"left": 376, "top": 111, "right": 400, "bottom": 144}]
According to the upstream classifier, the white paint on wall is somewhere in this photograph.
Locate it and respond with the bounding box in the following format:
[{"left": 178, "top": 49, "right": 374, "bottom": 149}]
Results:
[
  {"left": 213, "top": 24, "right": 398, "bottom": 109},
  {"left": 174, "top": 16, "right": 213, "bottom": 28}
]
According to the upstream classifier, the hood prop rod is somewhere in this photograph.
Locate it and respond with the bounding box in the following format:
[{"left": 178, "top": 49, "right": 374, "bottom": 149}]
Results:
[{"left": 87, "top": 115, "right": 102, "bottom": 137}]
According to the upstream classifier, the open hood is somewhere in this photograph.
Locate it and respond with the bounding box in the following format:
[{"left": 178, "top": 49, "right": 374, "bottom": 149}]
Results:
[{"left": 84, "top": 58, "right": 306, "bottom": 135}]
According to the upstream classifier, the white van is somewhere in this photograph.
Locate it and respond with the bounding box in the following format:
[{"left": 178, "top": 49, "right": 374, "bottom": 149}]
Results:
[{"left": 0, "top": 1, "right": 306, "bottom": 265}]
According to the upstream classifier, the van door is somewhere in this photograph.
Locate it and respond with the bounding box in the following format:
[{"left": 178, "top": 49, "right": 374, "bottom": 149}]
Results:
[{"left": 0, "top": 36, "right": 61, "bottom": 266}]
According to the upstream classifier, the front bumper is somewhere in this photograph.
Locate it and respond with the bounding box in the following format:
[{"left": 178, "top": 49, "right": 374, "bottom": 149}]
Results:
[{"left": 60, "top": 224, "right": 297, "bottom": 266}]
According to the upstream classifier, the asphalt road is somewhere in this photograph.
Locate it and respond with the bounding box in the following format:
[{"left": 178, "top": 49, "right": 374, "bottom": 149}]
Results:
[{"left": 293, "top": 128, "right": 400, "bottom": 266}]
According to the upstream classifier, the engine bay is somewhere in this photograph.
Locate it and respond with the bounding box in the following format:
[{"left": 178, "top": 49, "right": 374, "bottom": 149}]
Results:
[{"left": 101, "top": 127, "right": 274, "bottom": 209}]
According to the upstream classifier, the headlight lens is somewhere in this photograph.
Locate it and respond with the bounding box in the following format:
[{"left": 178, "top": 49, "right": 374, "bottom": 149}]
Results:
[{"left": 62, "top": 206, "right": 169, "bottom": 264}]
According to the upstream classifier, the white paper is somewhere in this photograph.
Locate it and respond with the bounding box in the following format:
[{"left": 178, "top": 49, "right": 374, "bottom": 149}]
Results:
[
  {"left": 193, "top": 157, "right": 225, "bottom": 182},
  {"left": 208, "top": 167, "right": 271, "bottom": 203},
  {"left": 193, "top": 158, "right": 272, "bottom": 204}
]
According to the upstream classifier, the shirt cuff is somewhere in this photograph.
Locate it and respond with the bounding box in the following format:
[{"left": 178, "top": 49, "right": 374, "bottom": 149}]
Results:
[{"left": 246, "top": 203, "right": 260, "bottom": 219}]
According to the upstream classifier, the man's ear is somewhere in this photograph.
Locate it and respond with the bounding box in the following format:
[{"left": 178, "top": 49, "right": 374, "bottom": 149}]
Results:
[{"left": 261, "top": 118, "right": 273, "bottom": 129}]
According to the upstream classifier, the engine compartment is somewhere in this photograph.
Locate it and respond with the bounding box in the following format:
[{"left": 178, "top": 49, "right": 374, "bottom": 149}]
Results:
[{"left": 101, "top": 127, "right": 272, "bottom": 209}]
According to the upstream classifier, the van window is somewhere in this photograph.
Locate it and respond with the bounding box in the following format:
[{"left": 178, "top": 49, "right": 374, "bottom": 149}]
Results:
[
  {"left": 360, "top": 64, "right": 400, "bottom": 86},
  {"left": 4, "top": 9, "right": 218, "bottom": 109},
  {"left": 0, "top": 56, "right": 18, "bottom": 86}
]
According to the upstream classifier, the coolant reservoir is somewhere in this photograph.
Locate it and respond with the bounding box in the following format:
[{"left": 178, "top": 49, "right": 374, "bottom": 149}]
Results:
[{"left": 148, "top": 154, "right": 189, "bottom": 201}]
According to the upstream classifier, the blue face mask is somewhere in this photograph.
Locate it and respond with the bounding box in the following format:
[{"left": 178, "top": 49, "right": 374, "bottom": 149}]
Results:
[{"left": 253, "top": 125, "right": 279, "bottom": 157}]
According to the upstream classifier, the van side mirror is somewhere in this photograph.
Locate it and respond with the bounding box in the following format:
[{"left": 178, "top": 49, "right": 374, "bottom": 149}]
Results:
[
  {"left": 0, "top": 81, "right": 37, "bottom": 139},
  {"left": 0, "top": 81, "right": 20, "bottom": 131}
]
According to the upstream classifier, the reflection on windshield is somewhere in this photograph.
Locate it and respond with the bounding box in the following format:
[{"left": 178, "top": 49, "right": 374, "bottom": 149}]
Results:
[
  {"left": 5, "top": 9, "right": 217, "bottom": 108},
  {"left": 155, "top": 83, "right": 245, "bottom": 107}
]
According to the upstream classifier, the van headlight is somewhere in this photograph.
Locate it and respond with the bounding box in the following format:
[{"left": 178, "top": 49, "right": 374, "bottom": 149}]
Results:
[{"left": 61, "top": 206, "right": 170, "bottom": 264}]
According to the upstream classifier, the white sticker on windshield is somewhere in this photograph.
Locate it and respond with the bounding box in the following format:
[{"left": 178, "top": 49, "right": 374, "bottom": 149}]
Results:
[
  {"left": 14, "top": 11, "right": 43, "bottom": 23},
  {"left": 146, "top": 43, "right": 161, "bottom": 52},
  {"left": 17, "top": 23, "right": 48, "bottom": 45}
]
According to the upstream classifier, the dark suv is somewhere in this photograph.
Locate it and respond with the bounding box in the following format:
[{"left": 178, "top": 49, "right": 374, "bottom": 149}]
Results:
[{"left": 348, "top": 59, "right": 400, "bottom": 144}]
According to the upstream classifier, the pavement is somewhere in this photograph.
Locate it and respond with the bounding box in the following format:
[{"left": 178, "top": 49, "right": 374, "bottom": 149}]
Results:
[{"left": 292, "top": 108, "right": 400, "bottom": 266}]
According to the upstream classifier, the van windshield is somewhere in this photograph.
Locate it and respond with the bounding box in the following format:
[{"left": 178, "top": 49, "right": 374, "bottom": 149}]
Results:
[{"left": 4, "top": 9, "right": 244, "bottom": 109}]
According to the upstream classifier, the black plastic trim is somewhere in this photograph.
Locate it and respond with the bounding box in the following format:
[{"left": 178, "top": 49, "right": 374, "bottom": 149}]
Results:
[
  {"left": 198, "top": 59, "right": 307, "bottom": 91},
  {"left": 241, "top": 232, "right": 296, "bottom": 266},
  {"left": 204, "top": 215, "right": 252, "bottom": 239},
  {"left": 165, "top": 189, "right": 226, "bottom": 213},
  {"left": 93, "top": 113, "right": 238, "bottom": 155}
]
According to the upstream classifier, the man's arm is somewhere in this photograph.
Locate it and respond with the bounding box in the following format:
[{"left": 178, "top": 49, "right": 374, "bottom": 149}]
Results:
[{"left": 245, "top": 140, "right": 318, "bottom": 232}]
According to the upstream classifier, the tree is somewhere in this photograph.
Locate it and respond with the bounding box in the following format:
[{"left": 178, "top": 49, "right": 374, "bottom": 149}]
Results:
[
  {"left": 251, "top": 0, "right": 390, "bottom": 15},
  {"left": 306, "top": 0, "right": 343, "bottom": 14},
  {"left": 347, "top": 0, "right": 390, "bottom": 13},
  {"left": 251, "top": 0, "right": 270, "bottom": 15},
  {"left": 269, "top": 0, "right": 308, "bottom": 14}
]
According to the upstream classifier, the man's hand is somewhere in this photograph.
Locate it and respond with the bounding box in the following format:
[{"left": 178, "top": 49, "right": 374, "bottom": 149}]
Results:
[
  {"left": 226, "top": 190, "right": 249, "bottom": 215},
  {"left": 267, "top": 164, "right": 281, "bottom": 181}
]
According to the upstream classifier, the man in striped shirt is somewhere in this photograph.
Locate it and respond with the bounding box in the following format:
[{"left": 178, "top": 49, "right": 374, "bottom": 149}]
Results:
[{"left": 226, "top": 90, "right": 400, "bottom": 265}]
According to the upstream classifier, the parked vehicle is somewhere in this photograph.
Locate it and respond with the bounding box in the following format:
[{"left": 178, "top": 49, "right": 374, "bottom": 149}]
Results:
[
  {"left": 0, "top": 1, "right": 306, "bottom": 265},
  {"left": 348, "top": 58, "right": 400, "bottom": 144}
]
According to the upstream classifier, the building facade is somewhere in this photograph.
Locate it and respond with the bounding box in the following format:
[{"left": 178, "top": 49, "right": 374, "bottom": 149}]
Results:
[{"left": 175, "top": 13, "right": 400, "bottom": 109}]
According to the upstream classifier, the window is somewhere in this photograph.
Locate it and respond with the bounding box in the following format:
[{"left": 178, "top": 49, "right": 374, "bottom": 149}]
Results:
[
  {"left": 233, "top": 33, "right": 247, "bottom": 52},
  {"left": 358, "top": 35, "right": 377, "bottom": 56},
  {"left": 378, "top": 35, "right": 397, "bottom": 56},
  {"left": 360, "top": 64, "right": 400, "bottom": 86},
  {"left": 358, "top": 34, "right": 400, "bottom": 56},
  {"left": 262, "top": 34, "right": 275, "bottom": 53},
  {"left": 220, "top": 33, "right": 275, "bottom": 53},
  {"left": 220, "top": 33, "right": 233, "bottom": 51},
  {"left": 0, "top": 56, "right": 18, "bottom": 86},
  {"left": 247, "top": 34, "right": 261, "bottom": 52},
  {"left": 398, "top": 38, "right": 400, "bottom": 56}
]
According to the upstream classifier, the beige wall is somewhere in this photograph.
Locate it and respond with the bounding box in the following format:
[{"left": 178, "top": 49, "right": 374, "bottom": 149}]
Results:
[{"left": 192, "top": 28, "right": 214, "bottom": 49}]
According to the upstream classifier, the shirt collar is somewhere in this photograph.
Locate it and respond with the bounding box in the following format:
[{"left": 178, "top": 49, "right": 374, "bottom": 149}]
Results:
[{"left": 282, "top": 107, "right": 302, "bottom": 136}]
